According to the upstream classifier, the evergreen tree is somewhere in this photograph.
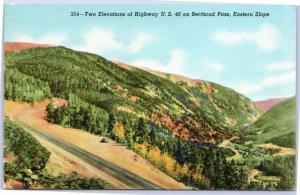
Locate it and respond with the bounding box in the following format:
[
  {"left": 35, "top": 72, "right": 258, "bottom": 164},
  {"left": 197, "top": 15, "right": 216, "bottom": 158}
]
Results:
[
  {"left": 125, "top": 125, "right": 134, "bottom": 149},
  {"left": 149, "top": 127, "right": 157, "bottom": 145},
  {"left": 174, "top": 139, "right": 188, "bottom": 165},
  {"left": 238, "top": 164, "right": 248, "bottom": 190},
  {"left": 224, "top": 160, "right": 236, "bottom": 189},
  {"left": 107, "top": 112, "right": 116, "bottom": 137},
  {"left": 134, "top": 117, "right": 149, "bottom": 143},
  {"left": 213, "top": 151, "right": 225, "bottom": 189},
  {"left": 203, "top": 151, "right": 214, "bottom": 183},
  {"left": 46, "top": 103, "right": 55, "bottom": 123}
]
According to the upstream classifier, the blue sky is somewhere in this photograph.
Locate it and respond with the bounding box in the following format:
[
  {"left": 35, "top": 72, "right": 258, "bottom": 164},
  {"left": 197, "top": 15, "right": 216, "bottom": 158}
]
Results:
[{"left": 4, "top": 4, "right": 296, "bottom": 100}]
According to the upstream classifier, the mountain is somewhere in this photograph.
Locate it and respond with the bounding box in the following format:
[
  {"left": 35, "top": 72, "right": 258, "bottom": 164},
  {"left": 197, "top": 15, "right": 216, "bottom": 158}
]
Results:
[
  {"left": 254, "top": 97, "right": 289, "bottom": 112},
  {"left": 4, "top": 42, "right": 295, "bottom": 190},
  {"left": 114, "top": 61, "right": 259, "bottom": 128},
  {"left": 4, "top": 43, "right": 259, "bottom": 143},
  {"left": 4, "top": 42, "right": 52, "bottom": 52},
  {"left": 247, "top": 97, "right": 296, "bottom": 148}
]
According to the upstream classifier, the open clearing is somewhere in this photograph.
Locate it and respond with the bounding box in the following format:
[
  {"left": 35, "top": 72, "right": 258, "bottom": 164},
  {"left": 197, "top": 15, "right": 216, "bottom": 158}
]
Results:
[
  {"left": 259, "top": 143, "right": 295, "bottom": 156},
  {"left": 4, "top": 99, "right": 187, "bottom": 189},
  {"left": 218, "top": 136, "right": 241, "bottom": 160}
]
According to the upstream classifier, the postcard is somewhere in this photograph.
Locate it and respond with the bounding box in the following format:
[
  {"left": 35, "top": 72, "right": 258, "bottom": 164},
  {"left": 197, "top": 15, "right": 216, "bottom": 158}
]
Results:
[{"left": 2, "top": 2, "right": 296, "bottom": 191}]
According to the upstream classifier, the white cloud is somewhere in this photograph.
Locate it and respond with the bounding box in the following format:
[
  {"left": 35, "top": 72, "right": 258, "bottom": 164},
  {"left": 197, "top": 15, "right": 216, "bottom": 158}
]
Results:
[
  {"left": 265, "top": 61, "right": 295, "bottom": 71},
  {"left": 15, "top": 34, "right": 67, "bottom": 45},
  {"left": 130, "top": 59, "right": 162, "bottom": 70},
  {"left": 168, "top": 49, "right": 187, "bottom": 73},
  {"left": 130, "top": 49, "right": 187, "bottom": 75},
  {"left": 73, "top": 27, "right": 154, "bottom": 55},
  {"left": 73, "top": 27, "right": 123, "bottom": 54},
  {"left": 233, "top": 70, "right": 295, "bottom": 95},
  {"left": 234, "top": 83, "right": 262, "bottom": 95},
  {"left": 128, "top": 33, "right": 153, "bottom": 54},
  {"left": 214, "top": 24, "right": 279, "bottom": 51},
  {"left": 201, "top": 57, "right": 224, "bottom": 74},
  {"left": 262, "top": 70, "right": 295, "bottom": 86}
]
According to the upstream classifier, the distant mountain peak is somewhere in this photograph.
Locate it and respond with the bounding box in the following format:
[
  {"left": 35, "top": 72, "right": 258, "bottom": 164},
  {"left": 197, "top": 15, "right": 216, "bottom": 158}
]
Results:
[
  {"left": 254, "top": 97, "right": 289, "bottom": 112},
  {"left": 4, "top": 42, "right": 53, "bottom": 52}
]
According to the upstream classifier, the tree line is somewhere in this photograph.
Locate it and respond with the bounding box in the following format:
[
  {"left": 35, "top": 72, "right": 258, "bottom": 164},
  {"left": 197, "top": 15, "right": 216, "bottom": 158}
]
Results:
[
  {"left": 4, "top": 68, "right": 52, "bottom": 103},
  {"left": 46, "top": 94, "right": 250, "bottom": 189}
]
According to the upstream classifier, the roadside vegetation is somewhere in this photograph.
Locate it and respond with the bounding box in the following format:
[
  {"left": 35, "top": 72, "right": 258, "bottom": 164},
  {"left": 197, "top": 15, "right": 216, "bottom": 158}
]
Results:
[{"left": 4, "top": 117, "right": 106, "bottom": 189}]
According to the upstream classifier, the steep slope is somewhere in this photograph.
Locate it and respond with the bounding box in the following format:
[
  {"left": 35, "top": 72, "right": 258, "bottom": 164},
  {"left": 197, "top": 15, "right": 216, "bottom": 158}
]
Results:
[
  {"left": 4, "top": 45, "right": 259, "bottom": 143},
  {"left": 246, "top": 97, "right": 296, "bottom": 148},
  {"left": 122, "top": 62, "right": 259, "bottom": 127},
  {"left": 254, "top": 97, "right": 289, "bottom": 112}
]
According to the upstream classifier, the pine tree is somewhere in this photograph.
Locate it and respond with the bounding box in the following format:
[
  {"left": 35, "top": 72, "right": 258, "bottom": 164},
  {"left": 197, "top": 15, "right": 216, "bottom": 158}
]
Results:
[
  {"left": 229, "top": 160, "right": 241, "bottom": 189},
  {"left": 174, "top": 139, "right": 188, "bottom": 165},
  {"left": 238, "top": 164, "right": 248, "bottom": 190},
  {"left": 107, "top": 112, "right": 116, "bottom": 138},
  {"left": 134, "top": 117, "right": 149, "bottom": 143},
  {"left": 224, "top": 160, "right": 236, "bottom": 189},
  {"left": 46, "top": 103, "right": 55, "bottom": 123},
  {"left": 213, "top": 151, "right": 225, "bottom": 189},
  {"left": 125, "top": 125, "right": 134, "bottom": 149},
  {"left": 203, "top": 151, "right": 214, "bottom": 185},
  {"left": 149, "top": 127, "right": 157, "bottom": 145}
]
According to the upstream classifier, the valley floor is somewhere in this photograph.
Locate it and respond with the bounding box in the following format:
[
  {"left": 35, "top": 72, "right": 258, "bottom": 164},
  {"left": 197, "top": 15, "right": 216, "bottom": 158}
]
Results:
[{"left": 4, "top": 99, "right": 188, "bottom": 190}]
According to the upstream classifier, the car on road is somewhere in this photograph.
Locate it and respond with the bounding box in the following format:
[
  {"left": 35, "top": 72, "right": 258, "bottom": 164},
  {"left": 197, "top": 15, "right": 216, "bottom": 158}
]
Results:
[{"left": 100, "top": 137, "right": 109, "bottom": 143}]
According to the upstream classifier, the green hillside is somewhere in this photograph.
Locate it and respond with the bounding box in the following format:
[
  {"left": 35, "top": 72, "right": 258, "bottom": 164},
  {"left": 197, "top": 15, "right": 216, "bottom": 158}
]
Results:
[
  {"left": 149, "top": 72, "right": 259, "bottom": 127},
  {"left": 4, "top": 45, "right": 263, "bottom": 189},
  {"left": 4, "top": 68, "right": 52, "bottom": 103},
  {"left": 4, "top": 46, "right": 258, "bottom": 142},
  {"left": 246, "top": 97, "right": 296, "bottom": 148}
]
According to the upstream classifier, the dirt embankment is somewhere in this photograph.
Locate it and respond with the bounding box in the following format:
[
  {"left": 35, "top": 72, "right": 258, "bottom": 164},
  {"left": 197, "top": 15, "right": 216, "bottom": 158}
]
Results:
[{"left": 4, "top": 99, "right": 188, "bottom": 189}]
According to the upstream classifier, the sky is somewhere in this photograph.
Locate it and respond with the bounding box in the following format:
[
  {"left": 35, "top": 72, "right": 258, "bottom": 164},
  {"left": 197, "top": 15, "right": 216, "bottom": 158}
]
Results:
[{"left": 4, "top": 4, "right": 296, "bottom": 100}]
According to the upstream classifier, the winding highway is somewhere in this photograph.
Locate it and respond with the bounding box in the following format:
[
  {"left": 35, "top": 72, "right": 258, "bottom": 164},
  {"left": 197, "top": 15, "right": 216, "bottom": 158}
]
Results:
[{"left": 15, "top": 108, "right": 162, "bottom": 189}]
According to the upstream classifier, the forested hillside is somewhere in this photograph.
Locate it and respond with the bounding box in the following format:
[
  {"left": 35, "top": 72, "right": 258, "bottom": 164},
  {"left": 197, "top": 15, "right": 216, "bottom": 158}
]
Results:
[
  {"left": 4, "top": 44, "right": 294, "bottom": 190},
  {"left": 4, "top": 68, "right": 52, "bottom": 103},
  {"left": 4, "top": 46, "right": 259, "bottom": 141},
  {"left": 4, "top": 117, "right": 106, "bottom": 189},
  {"left": 140, "top": 67, "right": 258, "bottom": 126},
  {"left": 247, "top": 97, "right": 296, "bottom": 148}
]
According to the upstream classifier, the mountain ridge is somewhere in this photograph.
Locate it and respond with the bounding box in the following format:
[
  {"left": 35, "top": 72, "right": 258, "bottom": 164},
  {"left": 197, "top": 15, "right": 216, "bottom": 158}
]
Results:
[
  {"left": 4, "top": 42, "right": 287, "bottom": 108},
  {"left": 254, "top": 97, "right": 289, "bottom": 112}
]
